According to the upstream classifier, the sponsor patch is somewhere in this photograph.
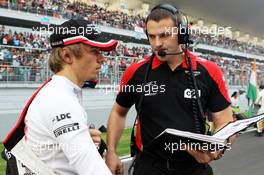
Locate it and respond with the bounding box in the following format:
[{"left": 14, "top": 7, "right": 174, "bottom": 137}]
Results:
[
  {"left": 184, "top": 88, "right": 201, "bottom": 99},
  {"left": 52, "top": 113, "right": 72, "bottom": 123},
  {"left": 53, "top": 123, "right": 80, "bottom": 137}
]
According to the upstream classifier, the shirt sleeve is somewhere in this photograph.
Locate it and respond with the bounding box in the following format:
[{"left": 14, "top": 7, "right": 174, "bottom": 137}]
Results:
[
  {"left": 207, "top": 64, "right": 231, "bottom": 112},
  {"left": 46, "top": 100, "right": 111, "bottom": 175},
  {"left": 116, "top": 67, "right": 136, "bottom": 108}
]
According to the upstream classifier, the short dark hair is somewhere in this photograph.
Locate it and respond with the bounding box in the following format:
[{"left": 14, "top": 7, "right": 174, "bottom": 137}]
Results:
[
  {"left": 231, "top": 91, "right": 238, "bottom": 97},
  {"left": 145, "top": 8, "right": 179, "bottom": 26}
]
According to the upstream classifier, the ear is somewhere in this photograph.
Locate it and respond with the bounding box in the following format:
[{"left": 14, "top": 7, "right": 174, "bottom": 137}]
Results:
[{"left": 60, "top": 47, "right": 73, "bottom": 64}]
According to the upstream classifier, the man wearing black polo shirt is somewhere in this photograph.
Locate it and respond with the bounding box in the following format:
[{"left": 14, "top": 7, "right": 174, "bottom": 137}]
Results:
[{"left": 106, "top": 4, "right": 234, "bottom": 175}]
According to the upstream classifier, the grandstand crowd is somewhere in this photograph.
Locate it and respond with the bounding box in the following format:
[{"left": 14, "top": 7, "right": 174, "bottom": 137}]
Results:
[
  {"left": 0, "top": 0, "right": 145, "bottom": 30},
  {"left": 1, "top": 0, "right": 264, "bottom": 55},
  {"left": 192, "top": 33, "right": 264, "bottom": 56},
  {"left": 0, "top": 0, "right": 264, "bottom": 86}
]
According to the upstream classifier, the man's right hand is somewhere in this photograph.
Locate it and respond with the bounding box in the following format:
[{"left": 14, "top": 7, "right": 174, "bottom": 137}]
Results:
[{"left": 106, "top": 151, "right": 124, "bottom": 175}]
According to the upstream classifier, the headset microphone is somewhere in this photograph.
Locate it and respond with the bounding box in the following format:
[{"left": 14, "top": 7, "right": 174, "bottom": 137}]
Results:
[{"left": 157, "top": 50, "right": 184, "bottom": 57}]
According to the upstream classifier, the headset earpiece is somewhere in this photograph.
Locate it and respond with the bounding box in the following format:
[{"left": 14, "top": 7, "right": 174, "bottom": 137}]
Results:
[{"left": 145, "top": 29, "right": 148, "bottom": 40}]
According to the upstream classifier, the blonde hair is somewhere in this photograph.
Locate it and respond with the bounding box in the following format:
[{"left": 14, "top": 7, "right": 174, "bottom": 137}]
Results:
[{"left": 49, "top": 43, "right": 84, "bottom": 73}]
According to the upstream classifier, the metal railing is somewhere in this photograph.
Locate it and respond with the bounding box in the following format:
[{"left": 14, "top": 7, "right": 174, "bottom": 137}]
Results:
[
  {"left": 1, "top": 51, "right": 263, "bottom": 87},
  {"left": 0, "top": 65, "right": 51, "bottom": 83},
  {"left": 0, "top": 64, "right": 126, "bottom": 86},
  {"left": 1, "top": 64, "right": 262, "bottom": 87}
]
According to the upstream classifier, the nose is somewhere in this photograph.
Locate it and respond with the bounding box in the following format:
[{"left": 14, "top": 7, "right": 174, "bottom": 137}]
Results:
[
  {"left": 97, "top": 54, "right": 105, "bottom": 64},
  {"left": 154, "top": 37, "right": 163, "bottom": 49}
]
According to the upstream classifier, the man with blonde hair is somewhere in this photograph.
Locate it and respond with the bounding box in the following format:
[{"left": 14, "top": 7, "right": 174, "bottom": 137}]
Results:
[{"left": 4, "top": 19, "right": 118, "bottom": 175}]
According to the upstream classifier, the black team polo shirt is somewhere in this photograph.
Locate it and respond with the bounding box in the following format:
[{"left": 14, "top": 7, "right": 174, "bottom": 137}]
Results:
[{"left": 116, "top": 50, "right": 231, "bottom": 161}]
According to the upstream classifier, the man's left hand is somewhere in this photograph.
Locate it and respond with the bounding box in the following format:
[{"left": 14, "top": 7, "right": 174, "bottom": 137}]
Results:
[
  {"left": 183, "top": 134, "right": 238, "bottom": 163},
  {"left": 184, "top": 147, "right": 222, "bottom": 164},
  {"left": 89, "top": 128, "right": 102, "bottom": 149}
]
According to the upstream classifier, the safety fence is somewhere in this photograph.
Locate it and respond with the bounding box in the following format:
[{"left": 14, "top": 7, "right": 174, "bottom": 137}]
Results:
[{"left": 2, "top": 64, "right": 262, "bottom": 87}]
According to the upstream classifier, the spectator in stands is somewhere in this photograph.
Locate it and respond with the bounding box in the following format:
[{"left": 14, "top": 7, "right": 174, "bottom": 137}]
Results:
[
  {"left": 1, "top": 22, "right": 264, "bottom": 85},
  {"left": 231, "top": 91, "right": 240, "bottom": 114},
  {"left": 230, "top": 91, "right": 245, "bottom": 120},
  {"left": 1, "top": 0, "right": 264, "bottom": 56}
]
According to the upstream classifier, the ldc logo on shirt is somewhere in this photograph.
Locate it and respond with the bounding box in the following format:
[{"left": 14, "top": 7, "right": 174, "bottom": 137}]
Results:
[{"left": 52, "top": 113, "right": 71, "bottom": 123}]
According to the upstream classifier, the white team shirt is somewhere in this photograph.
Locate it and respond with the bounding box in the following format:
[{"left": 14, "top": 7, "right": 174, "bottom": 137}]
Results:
[
  {"left": 24, "top": 75, "right": 111, "bottom": 175},
  {"left": 257, "top": 89, "right": 264, "bottom": 114}
]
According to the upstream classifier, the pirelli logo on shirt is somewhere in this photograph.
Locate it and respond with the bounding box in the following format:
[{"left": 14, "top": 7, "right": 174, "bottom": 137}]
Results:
[{"left": 54, "top": 123, "right": 80, "bottom": 137}]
